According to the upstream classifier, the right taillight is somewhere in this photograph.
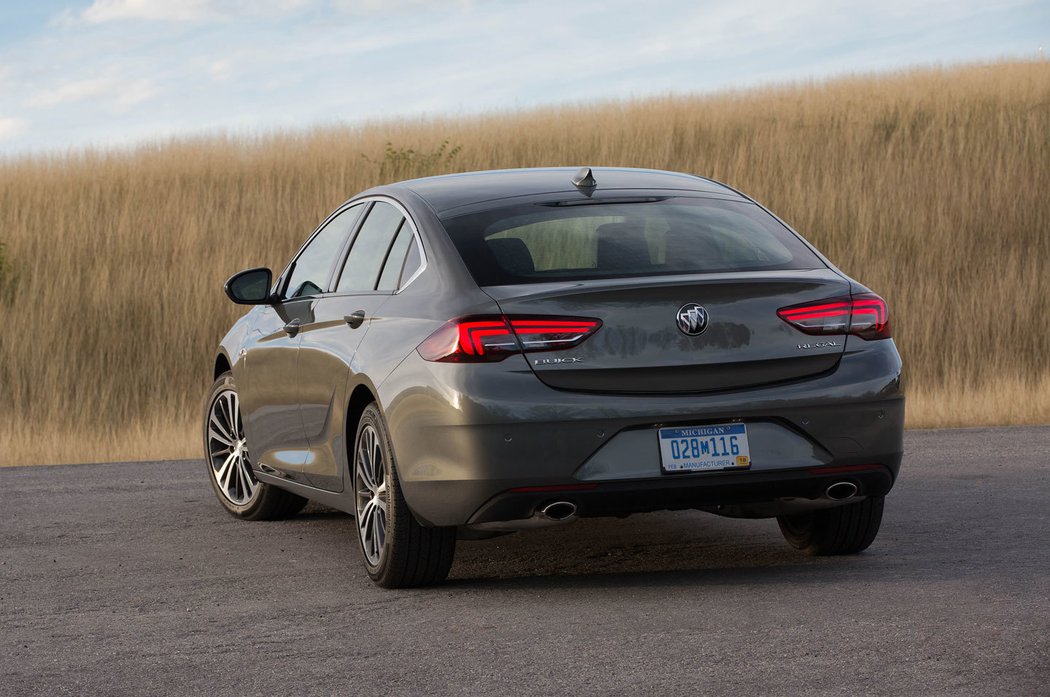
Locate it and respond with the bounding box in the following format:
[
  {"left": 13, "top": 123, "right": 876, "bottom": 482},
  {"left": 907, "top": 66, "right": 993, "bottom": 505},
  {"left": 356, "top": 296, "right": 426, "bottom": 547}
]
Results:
[
  {"left": 777, "top": 293, "right": 891, "bottom": 340},
  {"left": 417, "top": 315, "right": 602, "bottom": 363}
]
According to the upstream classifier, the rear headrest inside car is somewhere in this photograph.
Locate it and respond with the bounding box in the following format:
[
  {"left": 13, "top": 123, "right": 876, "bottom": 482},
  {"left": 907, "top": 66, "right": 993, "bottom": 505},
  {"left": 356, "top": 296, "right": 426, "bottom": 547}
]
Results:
[
  {"left": 486, "top": 237, "right": 536, "bottom": 275},
  {"left": 596, "top": 222, "right": 650, "bottom": 271}
]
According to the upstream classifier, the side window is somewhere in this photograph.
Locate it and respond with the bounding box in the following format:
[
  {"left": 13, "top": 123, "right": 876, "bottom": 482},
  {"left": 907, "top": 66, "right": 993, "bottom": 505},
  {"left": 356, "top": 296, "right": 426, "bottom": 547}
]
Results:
[
  {"left": 284, "top": 203, "right": 364, "bottom": 299},
  {"left": 399, "top": 236, "right": 422, "bottom": 287},
  {"left": 376, "top": 223, "right": 415, "bottom": 291},
  {"left": 336, "top": 201, "right": 404, "bottom": 293}
]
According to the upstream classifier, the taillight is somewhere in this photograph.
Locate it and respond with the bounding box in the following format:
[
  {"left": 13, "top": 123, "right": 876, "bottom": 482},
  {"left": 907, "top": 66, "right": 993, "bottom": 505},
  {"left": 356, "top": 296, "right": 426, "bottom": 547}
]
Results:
[
  {"left": 848, "top": 294, "right": 891, "bottom": 340},
  {"left": 508, "top": 318, "right": 603, "bottom": 350},
  {"left": 417, "top": 315, "right": 602, "bottom": 363},
  {"left": 777, "top": 293, "right": 891, "bottom": 340}
]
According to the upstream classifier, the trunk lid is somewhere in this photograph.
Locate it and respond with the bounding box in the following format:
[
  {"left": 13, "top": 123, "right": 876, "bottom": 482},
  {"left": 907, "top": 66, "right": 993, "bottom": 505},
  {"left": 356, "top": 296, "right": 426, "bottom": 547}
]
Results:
[{"left": 486, "top": 269, "right": 850, "bottom": 393}]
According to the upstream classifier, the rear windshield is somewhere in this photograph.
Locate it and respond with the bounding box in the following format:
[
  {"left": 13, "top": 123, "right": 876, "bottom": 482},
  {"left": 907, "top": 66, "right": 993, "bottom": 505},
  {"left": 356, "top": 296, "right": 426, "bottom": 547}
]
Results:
[{"left": 441, "top": 197, "right": 824, "bottom": 285}]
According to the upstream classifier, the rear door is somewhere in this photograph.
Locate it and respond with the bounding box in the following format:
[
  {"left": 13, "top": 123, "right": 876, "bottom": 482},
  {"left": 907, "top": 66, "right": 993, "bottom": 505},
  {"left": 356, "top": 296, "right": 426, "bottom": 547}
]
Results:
[{"left": 297, "top": 200, "right": 412, "bottom": 490}]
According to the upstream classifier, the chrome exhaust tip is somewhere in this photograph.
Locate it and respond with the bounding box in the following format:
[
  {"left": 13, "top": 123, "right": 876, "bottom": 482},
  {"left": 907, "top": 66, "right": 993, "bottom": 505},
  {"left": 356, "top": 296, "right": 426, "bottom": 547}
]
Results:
[
  {"left": 825, "top": 481, "right": 859, "bottom": 501},
  {"left": 540, "top": 501, "right": 577, "bottom": 521}
]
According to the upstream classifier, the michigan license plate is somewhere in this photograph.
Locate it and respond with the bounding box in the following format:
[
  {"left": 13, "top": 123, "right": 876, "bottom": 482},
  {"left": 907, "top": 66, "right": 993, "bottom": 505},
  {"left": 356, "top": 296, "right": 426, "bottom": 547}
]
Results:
[{"left": 658, "top": 423, "right": 751, "bottom": 473}]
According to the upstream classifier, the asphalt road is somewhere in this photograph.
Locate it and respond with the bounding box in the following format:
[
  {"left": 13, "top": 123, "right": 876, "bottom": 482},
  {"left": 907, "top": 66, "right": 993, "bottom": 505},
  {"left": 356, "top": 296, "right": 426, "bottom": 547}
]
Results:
[{"left": 2, "top": 427, "right": 1049, "bottom": 696}]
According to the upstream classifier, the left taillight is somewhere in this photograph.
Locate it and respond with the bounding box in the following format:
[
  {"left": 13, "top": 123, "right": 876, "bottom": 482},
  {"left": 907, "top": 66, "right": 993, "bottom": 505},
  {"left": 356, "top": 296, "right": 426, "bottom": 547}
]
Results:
[
  {"left": 417, "top": 315, "right": 602, "bottom": 363},
  {"left": 777, "top": 293, "right": 891, "bottom": 340}
]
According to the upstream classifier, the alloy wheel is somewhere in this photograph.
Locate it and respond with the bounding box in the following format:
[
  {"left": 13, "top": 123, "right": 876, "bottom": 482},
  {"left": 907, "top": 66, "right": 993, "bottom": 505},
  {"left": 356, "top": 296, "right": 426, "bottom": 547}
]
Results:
[
  {"left": 354, "top": 424, "right": 388, "bottom": 566},
  {"left": 206, "top": 389, "right": 259, "bottom": 505}
]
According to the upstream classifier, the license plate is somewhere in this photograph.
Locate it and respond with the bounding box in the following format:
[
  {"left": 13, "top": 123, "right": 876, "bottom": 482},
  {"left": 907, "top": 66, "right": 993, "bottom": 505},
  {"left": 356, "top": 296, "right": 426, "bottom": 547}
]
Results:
[{"left": 658, "top": 423, "right": 751, "bottom": 473}]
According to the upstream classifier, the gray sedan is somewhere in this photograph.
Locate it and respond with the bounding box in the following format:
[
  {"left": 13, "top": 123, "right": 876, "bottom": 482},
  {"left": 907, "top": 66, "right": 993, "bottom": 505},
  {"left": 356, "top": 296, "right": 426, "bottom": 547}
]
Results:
[{"left": 205, "top": 167, "right": 904, "bottom": 588}]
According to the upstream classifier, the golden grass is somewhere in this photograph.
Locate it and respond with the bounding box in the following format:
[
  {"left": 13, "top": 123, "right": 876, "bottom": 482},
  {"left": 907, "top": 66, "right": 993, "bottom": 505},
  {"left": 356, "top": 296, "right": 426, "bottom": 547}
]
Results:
[{"left": 1, "top": 60, "right": 1048, "bottom": 466}]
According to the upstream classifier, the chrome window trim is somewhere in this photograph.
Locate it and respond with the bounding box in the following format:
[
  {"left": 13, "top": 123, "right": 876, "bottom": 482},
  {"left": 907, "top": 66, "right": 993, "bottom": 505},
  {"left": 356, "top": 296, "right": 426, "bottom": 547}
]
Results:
[
  {"left": 272, "top": 195, "right": 428, "bottom": 299},
  {"left": 338, "top": 195, "right": 428, "bottom": 295},
  {"left": 272, "top": 200, "right": 368, "bottom": 300},
  {"left": 396, "top": 228, "right": 427, "bottom": 294}
]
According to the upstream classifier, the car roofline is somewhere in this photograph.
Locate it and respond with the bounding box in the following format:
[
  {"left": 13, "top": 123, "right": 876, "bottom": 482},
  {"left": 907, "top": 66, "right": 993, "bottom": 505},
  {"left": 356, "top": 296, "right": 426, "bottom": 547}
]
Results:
[{"left": 351, "top": 167, "right": 745, "bottom": 215}]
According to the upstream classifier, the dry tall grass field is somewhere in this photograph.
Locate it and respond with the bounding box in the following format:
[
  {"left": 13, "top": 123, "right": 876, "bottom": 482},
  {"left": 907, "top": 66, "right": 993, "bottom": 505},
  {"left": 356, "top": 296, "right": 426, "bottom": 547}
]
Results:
[{"left": 1, "top": 60, "right": 1048, "bottom": 466}]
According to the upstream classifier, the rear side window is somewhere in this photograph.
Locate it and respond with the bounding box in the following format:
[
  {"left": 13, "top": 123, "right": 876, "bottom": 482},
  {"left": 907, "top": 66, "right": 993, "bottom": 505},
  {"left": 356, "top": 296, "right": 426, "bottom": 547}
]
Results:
[
  {"left": 284, "top": 203, "right": 365, "bottom": 299},
  {"left": 376, "top": 223, "right": 415, "bottom": 291},
  {"left": 336, "top": 201, "right": 404, "bottom": 293},
  {"left": 400, "top": 237, "right": 422, "bottom": 286},
  {"left": 441, "top": 197, "right": 823, "bottom": 286}
]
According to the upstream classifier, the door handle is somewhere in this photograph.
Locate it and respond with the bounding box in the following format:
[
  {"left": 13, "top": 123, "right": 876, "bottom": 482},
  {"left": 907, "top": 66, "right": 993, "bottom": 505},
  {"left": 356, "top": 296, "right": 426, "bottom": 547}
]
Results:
[
  {"left": 283, "top": 318, "right": 301, "bottom": 337},
  {"left": 344, "top": 311, "right": 366, "bottom": 329}
]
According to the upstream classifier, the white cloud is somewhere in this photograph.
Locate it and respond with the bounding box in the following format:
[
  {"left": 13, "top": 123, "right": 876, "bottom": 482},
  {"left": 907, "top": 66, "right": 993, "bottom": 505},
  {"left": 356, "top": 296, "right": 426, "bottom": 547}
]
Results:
[
  {"left": 206, "top": 59, "right": 237, "bottom": 82},
  {"left": 112, "top": 80, "right": 158, "bottom": 111},
  {"left": 80, "top": 0, "right": 215, "bottom": 23},
  {"left": 329, "top": 0, "right": 474, "bottom": 13},
  {"left": 77, "top": 0, "right": 324, "bottom": 23},
  {"left": 29, "top": 77, "right": 157, "bottom": 112},
  {"left": 75, "top": 0, "right": 475, "bottom": 24},
  {"left": 0, "top": 117, "right": 28, "bottom": 141}
]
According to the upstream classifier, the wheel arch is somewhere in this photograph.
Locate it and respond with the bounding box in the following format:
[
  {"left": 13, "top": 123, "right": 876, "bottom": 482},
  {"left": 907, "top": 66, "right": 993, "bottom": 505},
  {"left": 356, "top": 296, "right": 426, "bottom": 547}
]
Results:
[
  {"left": 343, "top": 379, "right": 437, "bottom": 527},
  {"left": 346, "top": 381, "right": 380, "bottom": 458},
  {"left": 214, "top": 352, "right": 232, "bottom": 380}
]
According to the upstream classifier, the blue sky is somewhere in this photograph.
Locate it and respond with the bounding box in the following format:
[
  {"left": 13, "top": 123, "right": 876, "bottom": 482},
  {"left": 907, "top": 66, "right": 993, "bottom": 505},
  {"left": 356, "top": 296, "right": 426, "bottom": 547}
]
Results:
[{"left": 0, "top": 0, "right": 1046, "bottom": 155}]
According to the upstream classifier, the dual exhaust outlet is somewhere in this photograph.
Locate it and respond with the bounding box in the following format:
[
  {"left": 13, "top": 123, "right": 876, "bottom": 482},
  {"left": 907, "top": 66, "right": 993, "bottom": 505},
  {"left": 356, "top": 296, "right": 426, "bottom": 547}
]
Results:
[{"left": 534, "top": 483, "right": 856, "bottom": 523}]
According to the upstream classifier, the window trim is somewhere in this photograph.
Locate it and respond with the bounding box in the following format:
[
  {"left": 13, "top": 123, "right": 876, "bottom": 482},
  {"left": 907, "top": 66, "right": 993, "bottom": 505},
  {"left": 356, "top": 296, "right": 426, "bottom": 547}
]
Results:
[
  {"left": 327, "top": 201, "right": 375, "bottom": 293},
  {"left": 374, "top": 219, "right": 410, "bottom": 292},
  {"left": 273, "top": 200, "right": 370, "bottom": 301},
  {"left": 329, "top": 195, "right": 428, "bottom": 297}
]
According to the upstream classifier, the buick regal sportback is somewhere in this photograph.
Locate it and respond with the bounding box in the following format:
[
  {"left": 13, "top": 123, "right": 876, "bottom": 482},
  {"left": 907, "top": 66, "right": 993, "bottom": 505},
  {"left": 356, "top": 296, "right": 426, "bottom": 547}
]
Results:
[{"left": 205, "top": 167, "right": 904, "bottom": 588}]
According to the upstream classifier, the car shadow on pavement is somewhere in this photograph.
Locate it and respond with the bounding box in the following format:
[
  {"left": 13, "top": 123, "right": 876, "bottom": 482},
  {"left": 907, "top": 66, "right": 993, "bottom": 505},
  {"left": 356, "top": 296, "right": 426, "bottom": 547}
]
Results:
[
  {"left": 443, "top": 559, "right": 874, "bottom": 592},
  {"left": 448, "top": 512, "right": 900, "bottom": 590},
  {"left": 294, "top": 501, "right": 968, "bottom": 591}
]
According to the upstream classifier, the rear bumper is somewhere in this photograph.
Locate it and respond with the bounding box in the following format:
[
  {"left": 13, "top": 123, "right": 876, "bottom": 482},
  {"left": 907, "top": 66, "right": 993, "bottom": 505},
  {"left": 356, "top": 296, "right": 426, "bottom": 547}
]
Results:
[
  {"left": 468, "top": 464, "right": 896, "bottom": 524},
  {"left": 379, "top": 339, "right": 904, "bottom": 527}
]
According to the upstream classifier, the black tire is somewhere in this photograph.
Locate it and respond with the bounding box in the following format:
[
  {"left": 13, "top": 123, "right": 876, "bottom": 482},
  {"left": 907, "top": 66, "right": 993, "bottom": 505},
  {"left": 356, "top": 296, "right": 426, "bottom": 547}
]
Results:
[
  {"left": 353, "top": 403, "right": 456, "bottom": 588},
  {"left": 777, "top": 496, "right": 884, "bottom": 555},
  {"left": 203, "top": 372, "right": 308, "bottom": 521}
]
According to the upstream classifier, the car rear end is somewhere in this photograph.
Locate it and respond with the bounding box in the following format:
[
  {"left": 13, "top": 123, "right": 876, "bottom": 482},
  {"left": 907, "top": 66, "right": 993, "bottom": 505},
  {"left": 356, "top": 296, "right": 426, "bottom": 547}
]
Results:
[{"left": 383, "top": 184, "right": 903, "bottom": 532}]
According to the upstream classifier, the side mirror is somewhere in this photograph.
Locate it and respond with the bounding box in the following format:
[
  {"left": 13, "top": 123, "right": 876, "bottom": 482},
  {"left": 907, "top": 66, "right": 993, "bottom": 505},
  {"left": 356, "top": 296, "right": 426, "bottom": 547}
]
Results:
[{"left": 224, "top": 267, "right": 274, "bottom": 305}]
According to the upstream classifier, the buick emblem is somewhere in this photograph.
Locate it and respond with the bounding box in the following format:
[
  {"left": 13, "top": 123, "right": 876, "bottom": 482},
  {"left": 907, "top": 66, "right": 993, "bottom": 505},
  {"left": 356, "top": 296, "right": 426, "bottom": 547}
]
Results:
[{"left": 676, "top": 303, "right": 709, "bottom": 336}]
